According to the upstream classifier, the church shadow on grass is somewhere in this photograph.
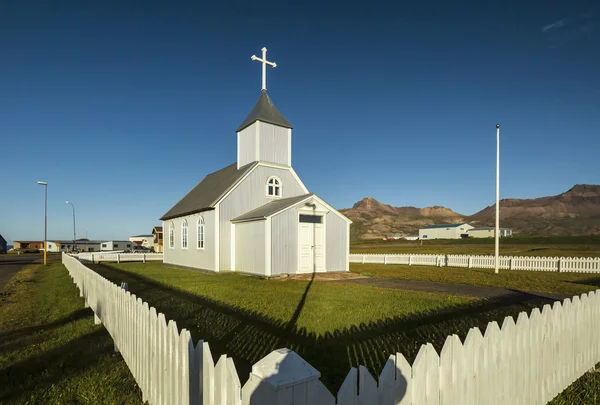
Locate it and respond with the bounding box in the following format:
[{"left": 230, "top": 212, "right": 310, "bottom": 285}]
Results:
[{"left": 90, "top": 263, "right": 562, "bottom": 393}]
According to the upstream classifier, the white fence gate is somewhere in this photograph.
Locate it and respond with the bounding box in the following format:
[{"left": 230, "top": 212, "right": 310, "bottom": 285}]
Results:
[
  {"left": 63, "top": 253, "right": 600, "bottom": 404},
  {"left": 350, "top": 253, "right": 600, "bottom": 273}
]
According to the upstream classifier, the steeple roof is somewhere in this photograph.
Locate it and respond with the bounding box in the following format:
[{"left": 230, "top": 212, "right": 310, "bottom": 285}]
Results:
[{"left": 236, "top": 90, "right": 293, "bottom": 132}]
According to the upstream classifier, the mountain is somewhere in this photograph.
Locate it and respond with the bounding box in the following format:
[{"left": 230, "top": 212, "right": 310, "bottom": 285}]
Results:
[
  {"left": 467, "top": 184, "right": 600, "bottom": 236},
  {"left": 342, "top": 185, "right": 600, "bottom": 240},
  {"left": 340, "top": 197, "right": 463, "bottom": 240}
]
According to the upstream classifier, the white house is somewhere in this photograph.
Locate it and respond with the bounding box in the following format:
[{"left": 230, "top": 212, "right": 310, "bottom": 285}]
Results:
[
  {"left": 100, "top": 241, "right": 132, "bottom": 251},
  {"left": 418, "top": 223, "right": 474, "bottom": 240},
  {"left": 467, "top": 227, "right": 513, "bottom": 238},
  {"left": 160, "top": 48, "right": 351, "bottom": 276},
  {"left": 129, "top": 235, "right": 154, "bottom": 248},
  {"left": 46, "top": 239, "right": 102, "bottom": 252}
]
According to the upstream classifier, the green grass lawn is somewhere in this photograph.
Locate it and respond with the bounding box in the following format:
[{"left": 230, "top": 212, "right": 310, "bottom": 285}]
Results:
[
  {"left": 88, "top": 261, "right": 566, "bottom": 391},
  {"left": 351, "top": 235, "right": 600, "bottom": 257},
  {"left": 0, "top": 262, "right": 142, "bottom": 404},
  {"left": 351, "top": 263, "right": 600, "bottom": 296}
]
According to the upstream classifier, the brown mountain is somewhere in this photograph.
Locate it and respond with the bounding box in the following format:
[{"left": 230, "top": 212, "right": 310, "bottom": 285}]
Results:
[
  {"left": 342, "top": 185, "right": 600, "bottom": 240},
  {"left": 467, "top": 184, "right": 600, "bottom": 236},
  {"left": 340, "top": 197, "right": 463, "bottom": 240}
]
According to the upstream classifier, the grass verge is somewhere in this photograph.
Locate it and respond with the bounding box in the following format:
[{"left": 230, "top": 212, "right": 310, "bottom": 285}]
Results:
[
  {"left": 89, "top": 261, "right": 563, "bottom": 392},
  {"left": 351, "top": 263, "right": 600, "bottom": 296},
  {"left": 0, "top": 262, "right": 142, "bottom": 404}
]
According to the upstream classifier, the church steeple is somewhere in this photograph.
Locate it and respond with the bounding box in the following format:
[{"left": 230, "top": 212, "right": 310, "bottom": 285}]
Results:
[{"left": 237, "top": 47, "right": 293, "bottom": 169}]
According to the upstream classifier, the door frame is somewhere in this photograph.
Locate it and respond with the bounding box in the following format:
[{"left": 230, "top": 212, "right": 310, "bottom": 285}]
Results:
[{"left": 296, "top": 207, "right": 327, "bottom": 273}]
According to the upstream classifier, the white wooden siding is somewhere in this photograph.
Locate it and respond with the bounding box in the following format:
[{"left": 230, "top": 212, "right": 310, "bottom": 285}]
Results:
[
  {"left": 325, "top": 211, "right": 349, "bottom": 271},
  {"left": 237, "top": 125, "right": 257, "bottom": 168},
  {"left": 418, "top": 224, "right": 473, "bottom": 240},
  {"left": 218, "top": 165, "right": 306, "bottom": 270},
  {"left": 234, "top": 221, "right": 266, "bottom": 276},
  {"left": 258, "top": 122, "right": 289, "bottom": 166},
  {"left": 271, "top": 208, "right": 298, "bottom": 275},
  {"left": 163, "top": 210, "right": 216, "bottom": 271}
]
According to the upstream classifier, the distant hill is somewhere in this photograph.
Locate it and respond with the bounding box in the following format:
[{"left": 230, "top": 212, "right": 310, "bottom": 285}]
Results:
[
  {"left": 467, "top": 184, "right": 600, "bottom": 236},
  {"left": 341, "top": 185, "right": 600, "bottom": 240},
  {"left": 340, "top": 197, "right": 463, "bottom": 240}
]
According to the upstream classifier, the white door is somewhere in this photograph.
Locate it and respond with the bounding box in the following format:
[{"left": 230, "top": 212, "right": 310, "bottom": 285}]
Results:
[
  {"left": 298, "top": 217, "right": 325, "bottom": 273},
  {"left": 299, "top": 223, "right": 313, "bottom": 273}
]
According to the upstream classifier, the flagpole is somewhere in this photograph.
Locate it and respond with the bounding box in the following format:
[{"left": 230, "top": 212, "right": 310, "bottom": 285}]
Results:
[{"left": 495, "top": 124, "right": 500, "bottom": 274}]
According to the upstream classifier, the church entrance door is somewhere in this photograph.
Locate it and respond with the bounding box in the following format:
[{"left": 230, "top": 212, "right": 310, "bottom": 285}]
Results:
[{"left": 298, "top": 215, "right": 324, "bottom": 273}]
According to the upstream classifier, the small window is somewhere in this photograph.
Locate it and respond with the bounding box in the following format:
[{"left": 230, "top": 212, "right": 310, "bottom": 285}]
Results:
[
  {"left": 422, "top": 235, "right": 428, "bottom": 239},
  {"left": 102, "top": 243, "right": 107, "bottom": 248},
  {"left": 169, "top": 222, "right": 175, "bottom": 248},
  {"left": 127, "top": 244, "right": 131, "bottom": 248},
  {"left": 266, "top": 176, "right": 281, "bottom": 198},
  {"left": 115, "top": 244, "right": 119, "bottom": 248},
  {"left": 299, "top": 214, "right": 323, "bottom": 224},
  {"left": 182, "top": 220, "right": 188, "bottom": 249},
  {"left": 197, "top": 216, "right": 205, "bottom": 249}
]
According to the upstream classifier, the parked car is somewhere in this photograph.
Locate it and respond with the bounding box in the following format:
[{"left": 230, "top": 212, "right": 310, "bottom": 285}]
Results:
[{"left": 132, "top": 246, "right": 154, "bottom": 253}]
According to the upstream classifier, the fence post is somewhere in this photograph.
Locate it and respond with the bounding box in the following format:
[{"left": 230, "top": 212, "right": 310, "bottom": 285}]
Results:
[
  {"left": 509, "top": 257, "right": 512, "bottom": 270},
  {"left": 445, "top": 254, "right": 449, "bottom": 267},
  {"left": 409, "top": 255, "right": 412, "bottom": 266},
  {"left": 558, "top": 258, "right": 562, "bottom": 273},
  {"left": 117, "top": 254, "right": 120, "bottom": 264},
  {"left": 143, "top": 253, "right": 146, "bottom": 263},
  {"left": 468, "top": 257, "right": 472, "bottom": 268},
  {"left": 362, "top": 255, "right": 365, "bottom": 264},
  {"left": 241, "top": 349, "right": 322, "bottom": 404},
  {"left": 384, "top": 255, "right": 387, "bottom": 265}
]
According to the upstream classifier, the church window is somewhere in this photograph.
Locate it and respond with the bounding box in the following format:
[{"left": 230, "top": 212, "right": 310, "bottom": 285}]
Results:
[
  {"left": 169, "top": 222, "right": 174, "bottom": 248},
  {"left": 182, "top": 220, "right": 188, "bottom": 249},
  {"left": 266, "top": 176, "right": 281, "bottom": 198},
  {"left": 197, "top": 217, "right": 205, "bottom": 249}
]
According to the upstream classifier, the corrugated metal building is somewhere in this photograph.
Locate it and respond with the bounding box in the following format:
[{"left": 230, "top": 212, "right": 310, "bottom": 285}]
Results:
[
  {"left": 418, "top": 223, "right": 474, "bottom": 240},
  {"left": 467, "top": 227, "right": 513, "bottom": 238},
  {"left": 161, "top": 84, "right": 351, "bottom": 276}
]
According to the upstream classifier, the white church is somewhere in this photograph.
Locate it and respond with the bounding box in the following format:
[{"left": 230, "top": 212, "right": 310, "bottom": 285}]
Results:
[{"left": 160, "top": 47, "right": 351, "bottom": 276}]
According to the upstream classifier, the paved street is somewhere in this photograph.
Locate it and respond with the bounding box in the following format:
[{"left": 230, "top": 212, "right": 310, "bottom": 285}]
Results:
[{"left": 0, "top": 255, "right": 39, "bottom": 290}]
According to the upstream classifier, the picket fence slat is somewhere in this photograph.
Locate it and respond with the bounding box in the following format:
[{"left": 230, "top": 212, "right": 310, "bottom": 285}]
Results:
[{"left": 62, "top": 253, "right": 600, "bottom": 405}]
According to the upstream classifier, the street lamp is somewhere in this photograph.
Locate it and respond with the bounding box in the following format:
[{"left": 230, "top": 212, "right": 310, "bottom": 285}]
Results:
[
  {"left": 66, "top": 201, "right": 76, "bottom": 252},
  {"left": 37, "top": 181, "right": 48, "bottom": 265}
]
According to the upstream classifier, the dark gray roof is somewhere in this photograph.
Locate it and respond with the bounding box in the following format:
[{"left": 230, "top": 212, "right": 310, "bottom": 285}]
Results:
[
  {"left": 231, "top": 193, "right": 314, "bottom": 223},
  {"left": 421, "top": 223, "right": 467, "bottom": 229},
  {"left": 160, "top": 162, "right": 258, "bottom": 221},
  {"left": 236, "top": 90, "right": 293, "bottom": 132}
]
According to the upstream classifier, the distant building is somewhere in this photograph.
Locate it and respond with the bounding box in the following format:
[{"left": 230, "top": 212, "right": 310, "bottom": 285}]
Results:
[
  {"left": 129, "top": 235, "right": 154, "bottom": 248},
  {"left": 0, "top": 234, "right": 7, "bottom": 254},
  {"left": 152, "top": 226, "right": 163, "bottom": 253},
  {"left": 13, "top": 241, "right": 44, "bottom": 250},
  {"left": 100, "top": 241, "right": 132, "bottom": 251},
  {"left": 418, "top": 223, "right": 474, "bottom": 240},
  {"left": 46, "top": 239, "right": 103, "bottom": 252},
  {"left": 467, "top": 227, "right": 513, "bottom": 238}
]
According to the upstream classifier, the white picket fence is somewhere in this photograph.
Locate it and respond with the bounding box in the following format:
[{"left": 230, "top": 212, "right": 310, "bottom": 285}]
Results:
[
  {"left": 350, "top": 253, "right": 600, "bottom": 273},
  {"left": 63, "top": 253, "right": 600, "bottom": 404},
  {"left": 75, "top": 252, "right": 163, "bottom": 263}
]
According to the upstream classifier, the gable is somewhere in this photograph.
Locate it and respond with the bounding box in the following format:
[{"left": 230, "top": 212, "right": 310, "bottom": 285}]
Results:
[{"left": 160, "top": 162, "right": 258, "bottom": 221}]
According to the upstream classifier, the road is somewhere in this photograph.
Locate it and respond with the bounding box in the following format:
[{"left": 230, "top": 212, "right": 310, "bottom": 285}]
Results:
[{"left": 0, "top": 254, "right": 40, "bottom": 290}]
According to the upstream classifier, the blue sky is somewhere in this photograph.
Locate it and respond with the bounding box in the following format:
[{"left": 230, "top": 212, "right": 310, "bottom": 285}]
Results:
[{"left": 1, "top": 0, "right": 599, "bottom": 242}]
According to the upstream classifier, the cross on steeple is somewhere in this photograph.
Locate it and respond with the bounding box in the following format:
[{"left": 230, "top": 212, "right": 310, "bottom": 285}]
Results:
[{"left": 251, "top": 47, "right": 277, "bottom": 91}]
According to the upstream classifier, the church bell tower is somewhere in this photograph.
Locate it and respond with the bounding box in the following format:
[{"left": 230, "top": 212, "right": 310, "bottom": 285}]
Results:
[{"left": 236, "top": 47, "right": 293, "bottom": 169}]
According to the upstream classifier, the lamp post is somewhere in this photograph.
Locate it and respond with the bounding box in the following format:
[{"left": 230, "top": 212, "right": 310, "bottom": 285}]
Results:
[
  {"left": 66, "top": 201, "right": 76, "bottom": 252},
  {"left": 37, "top": 181, "right": 48, "bottom": 265},
  {"left": 495, "top": 124, "right": 500, "bottom": 274},
  {"left": 85, "top": 228, "right": 88, "bottom": 252}
]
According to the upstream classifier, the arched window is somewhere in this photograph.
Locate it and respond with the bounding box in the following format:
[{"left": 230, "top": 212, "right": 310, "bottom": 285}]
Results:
[
  {"left": 197, "top": 216, "right": 205, "bottom": 249},
  {"left": 181, "top": 220, "right": 188, "bottom": 249},
  {"left": 169, "top": 222, "right": 175, "bottom": 248},
  {"left": 266, "top": 176, "right": 282, "bottom": 198}
]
